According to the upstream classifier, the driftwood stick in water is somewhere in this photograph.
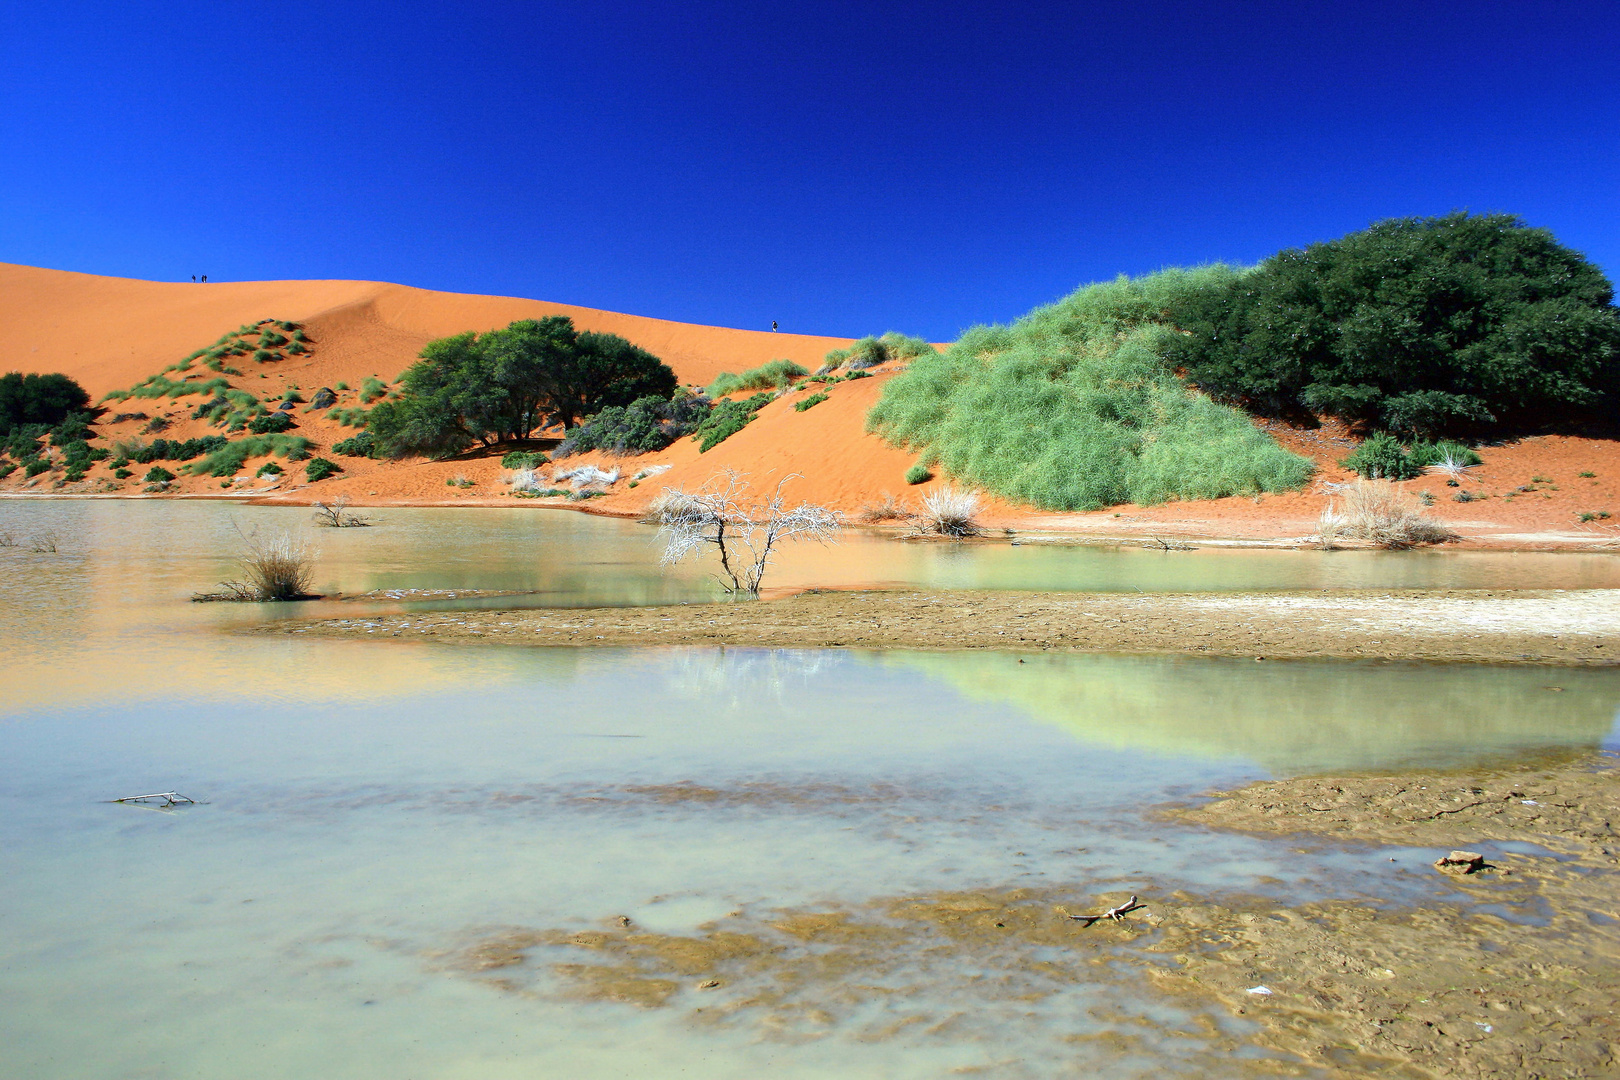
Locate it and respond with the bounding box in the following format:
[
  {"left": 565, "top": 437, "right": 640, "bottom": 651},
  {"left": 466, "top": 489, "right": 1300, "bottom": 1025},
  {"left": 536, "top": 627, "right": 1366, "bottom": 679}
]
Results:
[{"left": 1069, "top": 894, "right": 1147, "bottom": 926}]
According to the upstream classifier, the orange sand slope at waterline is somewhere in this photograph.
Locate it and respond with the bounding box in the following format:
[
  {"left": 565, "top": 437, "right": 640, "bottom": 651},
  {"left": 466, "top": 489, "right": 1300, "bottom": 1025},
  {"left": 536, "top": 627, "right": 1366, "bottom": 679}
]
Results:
[{"left": 5, "top": 262, "right": 1620, "bottom": 549}]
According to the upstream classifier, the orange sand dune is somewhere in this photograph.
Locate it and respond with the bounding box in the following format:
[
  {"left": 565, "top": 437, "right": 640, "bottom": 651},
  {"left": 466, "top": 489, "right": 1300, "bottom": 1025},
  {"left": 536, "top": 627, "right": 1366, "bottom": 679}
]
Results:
[
  {"left": 0, "top": 262, "right": 849, "bottom": 395},
  {"left": 5, "top": 263, "right": 1620, "bottom": 550}
]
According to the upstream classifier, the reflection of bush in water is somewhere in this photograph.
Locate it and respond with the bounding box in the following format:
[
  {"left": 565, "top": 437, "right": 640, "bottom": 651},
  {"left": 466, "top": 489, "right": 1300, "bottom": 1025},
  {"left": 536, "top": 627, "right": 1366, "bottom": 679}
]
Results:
[
  {"left": 884, "top": 652, "right": 1619, "bottom": 773},
  {"left": 663, "top": 648, "right": 839, "bottom": 708}
]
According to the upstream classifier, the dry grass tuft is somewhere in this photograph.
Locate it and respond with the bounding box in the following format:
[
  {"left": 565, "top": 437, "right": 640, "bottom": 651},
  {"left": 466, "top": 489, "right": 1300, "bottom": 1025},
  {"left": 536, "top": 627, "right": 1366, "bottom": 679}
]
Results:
[
  {"left": 916, "top": 484, "right": 983, "bottom": 537},
  {"left": 642, "top": 488, "right": 706, "bottom": 525},
  {"left": 1318, "top": 480, "right": 1455, "bottom": 549},
  {"left": 858, "top": 492, "right": 912, "bottom": 523},
  {"left": 227, "top": 529, "right": 316, "bottom": 600}
]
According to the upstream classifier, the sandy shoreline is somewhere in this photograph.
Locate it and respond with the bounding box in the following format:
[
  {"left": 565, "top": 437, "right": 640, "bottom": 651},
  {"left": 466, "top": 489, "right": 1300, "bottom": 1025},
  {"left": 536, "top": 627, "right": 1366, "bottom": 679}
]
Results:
[{"left": 255, "top": 587, "right": 1620, "bottom": 666}]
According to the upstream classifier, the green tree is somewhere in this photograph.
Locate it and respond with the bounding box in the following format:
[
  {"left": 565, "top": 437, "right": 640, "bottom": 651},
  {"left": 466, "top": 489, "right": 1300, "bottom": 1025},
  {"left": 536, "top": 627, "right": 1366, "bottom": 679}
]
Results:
[
  {"left": 1169, "top": 213, "right": 1620, "bottom": 436},
  {"left": 0, "top": 373, "right": 91, "bottom": 434},
  {"left": 370, "top": 317, "right": 677, "bottom": 457}
]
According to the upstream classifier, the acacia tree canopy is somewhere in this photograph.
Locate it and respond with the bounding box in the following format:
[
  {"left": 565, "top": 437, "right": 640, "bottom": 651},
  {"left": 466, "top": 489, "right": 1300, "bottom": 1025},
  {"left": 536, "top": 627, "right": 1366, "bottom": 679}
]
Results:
[
  {"left": 1167, "top": 213, "right": 1620, "bottom": 437},
  {"left": 0, "top": 372, "right": 91, "bottom": 434},
  {"left": 369, "top": 317, "right": 677, "bottom": 457}
]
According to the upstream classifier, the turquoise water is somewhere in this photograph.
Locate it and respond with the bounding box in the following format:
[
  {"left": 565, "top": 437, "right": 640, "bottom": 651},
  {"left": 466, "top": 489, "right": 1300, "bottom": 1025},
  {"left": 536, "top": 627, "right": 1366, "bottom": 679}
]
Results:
[{"left": 2, "top": 499, "right": 1617, "bottom": 1077}]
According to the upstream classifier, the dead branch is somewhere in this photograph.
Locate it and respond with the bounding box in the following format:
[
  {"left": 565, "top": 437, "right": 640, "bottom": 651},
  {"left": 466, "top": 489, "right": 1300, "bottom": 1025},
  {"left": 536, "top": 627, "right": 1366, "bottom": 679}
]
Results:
[{"left": 1069, "top": 895, "right": 1147, "bottom": 926}]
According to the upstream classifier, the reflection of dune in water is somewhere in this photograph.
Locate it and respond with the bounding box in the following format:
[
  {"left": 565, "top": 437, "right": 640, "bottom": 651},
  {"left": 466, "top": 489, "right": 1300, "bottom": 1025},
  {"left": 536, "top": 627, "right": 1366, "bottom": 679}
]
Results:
[{"left": 884, "top": 651, "right": 1620, "bottom": 774}]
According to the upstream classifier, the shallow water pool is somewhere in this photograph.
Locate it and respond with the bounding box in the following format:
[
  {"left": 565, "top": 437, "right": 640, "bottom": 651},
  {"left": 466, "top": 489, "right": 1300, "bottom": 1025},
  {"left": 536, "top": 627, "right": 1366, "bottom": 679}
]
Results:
[{"left": 2, "top": 500, "right": 1617, "bottom": 1077}]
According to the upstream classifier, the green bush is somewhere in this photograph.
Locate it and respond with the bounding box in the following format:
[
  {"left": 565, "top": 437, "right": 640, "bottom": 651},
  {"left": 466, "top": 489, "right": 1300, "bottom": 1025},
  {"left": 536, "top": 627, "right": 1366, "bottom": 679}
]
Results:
[
  {"left": 500, "top": 449, "right": 547, "bottom": 468},
  {"left": 1167, "top": 213, "right": 1620, "bottom": 437},
  {"left": 359, "top": 376, "right": 387, "bottom": 404},
  {"left": 286, "top": 342, "right": 307, "bottom": 356},
  {"left": 305, "top": 457, "right": 341, "bottom": 482},
  {"left": 0, "top": 373, "right": 90, "bottom": 433},
  {"left": 255, "top": 461, "right": 284, "bottom": 478},
  {"left": 184, "top": 434, "right": 313, "bottom": 477},
  {"left": 145, "top": 466, "right": 175, "bottom": 483},
  {"left": 707, "top": 359, "right": 807, "bottom": 397},
  {"left": 131, "top": 436, "right": 229, "bottom": 463},
  {"left": 825, "top": 332, "right": 936, "bottom": 371},
  {"left": 867, "top": 268, "right": 1315, "bottom": 511},
  {"left": 25, "top": 458, "right": 50, "bottom": 477},
  {"left": 1406, "top": 440, "right": 1483, "bottom": 470},
  {"left": 794, "top": 392, "right": 829, "bottom": 412},
  {"left": 1341, "top": 433, "right": 1419, "bottom": 480},
  {"left": 49, "top": 413, "right": 96, "bottom": 446},
  {"left": 249, "top": 412, "right": 294, "bottom": 434},
  {"left": 113, "top": 467, "right": 133, "bottom": 479},
  {"left": 557, "top": 394, "right": 709, "bottom": 455},
  {"left": 333, "top": 432, "right": 377, "bottom": 458},
  {"left": 905, "top": 463, "right": 933, "bottom": 484},
  {"left": 63, "top": 465, "right": 87, "bottom": 482},
  {"left": 693, "top": 393, "right": 771, "bottom": 452},
  {"left": 0, "top": 462, "right": 17, "bottom": 479}
]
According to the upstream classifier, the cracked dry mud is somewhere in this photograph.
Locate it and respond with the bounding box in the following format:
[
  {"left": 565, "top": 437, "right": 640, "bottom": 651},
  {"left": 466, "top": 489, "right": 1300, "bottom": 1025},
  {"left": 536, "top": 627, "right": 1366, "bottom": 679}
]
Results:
[{"left": 435, "top": 753, "right": 1619, "bottom": 1078}]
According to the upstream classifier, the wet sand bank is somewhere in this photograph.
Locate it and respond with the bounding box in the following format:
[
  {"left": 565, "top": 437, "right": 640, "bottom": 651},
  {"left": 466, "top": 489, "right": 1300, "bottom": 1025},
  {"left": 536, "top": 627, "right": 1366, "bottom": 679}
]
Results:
[
  {"left": 441, "top": 751, "right": 1619, "bottom": 1077},
  {"left": 258, "top": 587, "right": 1620, "bottom": 666}
]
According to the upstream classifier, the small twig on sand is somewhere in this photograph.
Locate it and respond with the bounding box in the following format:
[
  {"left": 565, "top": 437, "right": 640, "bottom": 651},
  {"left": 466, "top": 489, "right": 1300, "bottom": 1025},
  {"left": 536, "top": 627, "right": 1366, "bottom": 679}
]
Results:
[{"left": 1069, "top": 894, "right": 1147, "bottom": 926}]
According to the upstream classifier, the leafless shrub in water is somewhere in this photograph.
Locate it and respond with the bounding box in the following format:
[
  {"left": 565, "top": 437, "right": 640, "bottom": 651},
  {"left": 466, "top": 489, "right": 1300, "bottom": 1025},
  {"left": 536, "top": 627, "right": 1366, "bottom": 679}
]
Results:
[
  {"left": 1318, "top": 480, "right": 1454, "bottom": 550},
  {"left": 0, "top": 530, "right": 16, "bottom": 548},
  {"left": 916, "top": 484, "right": 983, "bottom": 537},
  {"left": 28, "top": 530, "right": 61, "bottom": 553},
  {"left": 311, "top": 495, "right": 370, "bottom": 528},
  {"left": 658, "top": 469, "right": 840, "bottom": 594},
  {"left": 215, "top": 527, "right": 316, "bottom": 600}
]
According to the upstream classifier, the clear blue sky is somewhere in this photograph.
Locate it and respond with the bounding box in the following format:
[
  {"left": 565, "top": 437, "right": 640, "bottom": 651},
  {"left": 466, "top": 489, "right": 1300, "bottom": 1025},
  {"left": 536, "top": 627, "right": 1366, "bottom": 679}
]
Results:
[{"left": 2, "top": 0, "right": 1616, "bottom": 340}]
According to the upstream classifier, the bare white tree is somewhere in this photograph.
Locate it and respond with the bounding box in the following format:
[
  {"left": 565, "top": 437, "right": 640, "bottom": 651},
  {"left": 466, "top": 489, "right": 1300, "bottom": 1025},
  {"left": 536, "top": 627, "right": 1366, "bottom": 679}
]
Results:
[{"left": 657, "top": 470, "right": 841, "bottom": 594}]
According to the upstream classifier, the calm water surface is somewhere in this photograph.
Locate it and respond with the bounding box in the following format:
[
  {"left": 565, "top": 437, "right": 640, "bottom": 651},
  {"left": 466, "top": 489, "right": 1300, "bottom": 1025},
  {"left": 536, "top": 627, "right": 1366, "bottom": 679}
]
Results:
[{"left": 2, "top": 500, "right": 1618, "bottom": 1078}]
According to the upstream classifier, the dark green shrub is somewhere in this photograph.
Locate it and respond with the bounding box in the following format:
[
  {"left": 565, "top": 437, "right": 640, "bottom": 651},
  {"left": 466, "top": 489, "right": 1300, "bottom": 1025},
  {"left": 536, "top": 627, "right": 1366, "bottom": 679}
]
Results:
[
  {"left": 905, "top": 463, "right": 933, "bottom": 484},
  {"left": 114, "top": 467, "right": 132, "bottom": 479},
  {"left": 253, "top": 349, "right": 276, "bottom": 363},
  {"left": 0, "top": 373, "right": 90, "bottom": 433},
  {"left": 500, "top": 449, "right": 546, "bottom": 468},
  {"left": 333, "top": 432, "right": 377, "bottom": 457},
  {"left": 49, "top": 413, "right": 96, "bottom": 446},
  {"left": 256, "top": 461, "right": 284, "bottom": 478},
  {"left": 1341, "top": 434, "right": 1420, "bottom": 480},
  {"left": 557, "top": 394, "right": 710, "bottom": 456},
  {"left": 1406, "top": 440, "right": 1483, "bottom": 470},
  {"left": 0, "top": 462, "right": 15, "bottom": 479},
  {"left": 63, "top": 466, "right": 87, "bottom": 482},
  {"left": 794, "top": 392, "right": 829, "bottom": 412},
  {"left": 305, "top": 457, "right": 340, "bottom": 482},
  {"left": 260, "top": 332, "right": 288, "bottom": 348},
  {"left": 249, "top": 412, "right": 294, "bottom": 434},
  {"left": 707, "top": 359, "right": 808, "bottom": 397},
  {"left": 693, "top": 393, "right": 771, "bottom": 452},
  {"left": 1168, "top": 213, "right": 1620, "bottom": 437},
  {"left": 25, "top": 458, "right": 50, "bottom": 477},
  {"left": 291, "top": 328, "right": 308, "bottom": 342},
  {"left": 286, "top": 342, "right": 307, "bottom": 356},
  {"left": 145, "top": 466, "right": 175, "bottom": 483}
]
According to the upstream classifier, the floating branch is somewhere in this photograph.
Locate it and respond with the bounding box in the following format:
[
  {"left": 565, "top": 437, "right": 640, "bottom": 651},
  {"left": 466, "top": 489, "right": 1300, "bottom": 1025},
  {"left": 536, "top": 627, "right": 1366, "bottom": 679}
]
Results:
[
  {"left": 110, "top": 792, "right": 198, "bottom": 807},
  {"left": 1069, "top": 894, "right": 1147, "bottom": 926}
]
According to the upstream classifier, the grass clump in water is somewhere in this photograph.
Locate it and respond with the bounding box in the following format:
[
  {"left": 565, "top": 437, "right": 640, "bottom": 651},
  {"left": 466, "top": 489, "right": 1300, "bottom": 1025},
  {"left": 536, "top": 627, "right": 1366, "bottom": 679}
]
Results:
[{"left": 865, "top": 268, "right": 1315, "bottom": 511}]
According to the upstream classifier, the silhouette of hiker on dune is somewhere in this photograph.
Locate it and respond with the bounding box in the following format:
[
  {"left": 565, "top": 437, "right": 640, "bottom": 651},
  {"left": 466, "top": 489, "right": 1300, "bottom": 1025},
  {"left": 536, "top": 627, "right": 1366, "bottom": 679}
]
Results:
[{"left": 772, "top": 321, "right": 778, "bottom": 332}]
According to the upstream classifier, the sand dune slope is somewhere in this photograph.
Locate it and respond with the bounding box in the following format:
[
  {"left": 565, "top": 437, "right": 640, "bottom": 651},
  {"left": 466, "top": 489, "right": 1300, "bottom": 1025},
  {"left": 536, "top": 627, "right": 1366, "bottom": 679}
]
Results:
[{"left": 0, "top": 262, "right": 849, "bottom": 394}]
